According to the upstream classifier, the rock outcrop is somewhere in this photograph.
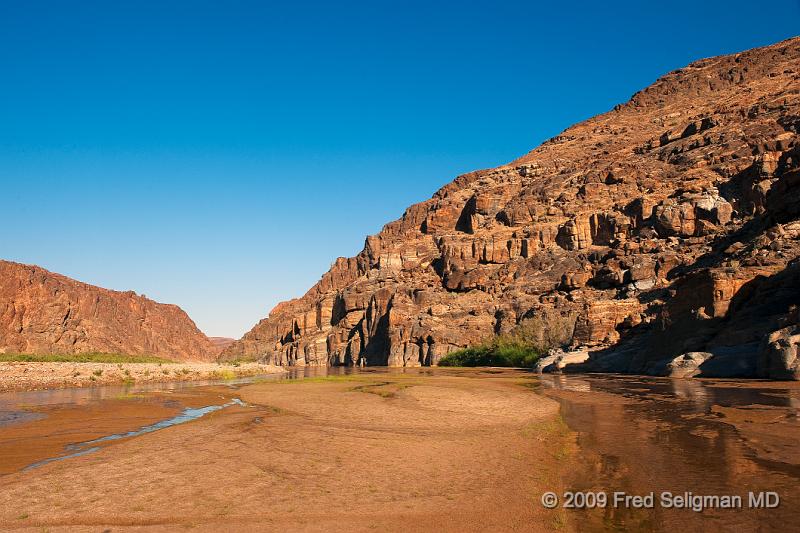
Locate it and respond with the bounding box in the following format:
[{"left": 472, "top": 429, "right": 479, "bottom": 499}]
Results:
[
  {"left": 222, "top": 37, "right": 800, "bottom": 379},
  {"left": 0, "top": 260, "right": 217, "bottom": 361},
  {"left": 209, "top": 337, "right": 236, "bottom": 351}
]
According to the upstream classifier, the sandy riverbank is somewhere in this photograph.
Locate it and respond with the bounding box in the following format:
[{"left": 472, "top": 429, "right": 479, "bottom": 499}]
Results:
[
  {"left": 0, "top": 361, "right": 285, "bottom": 392},
  {"left": 0, "top": 370, "right": 574, "bottom": 531}
]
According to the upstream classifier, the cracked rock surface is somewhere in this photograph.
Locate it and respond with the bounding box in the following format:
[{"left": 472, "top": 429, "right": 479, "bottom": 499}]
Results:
[
  {"left": 0, "top": 260, "right": 218, "bottom": 361},
  {"left": 222, "top": 38, "right": 800, "bottom": 378}
]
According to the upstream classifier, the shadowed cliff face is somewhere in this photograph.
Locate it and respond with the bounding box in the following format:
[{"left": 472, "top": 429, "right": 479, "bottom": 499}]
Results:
[
  {"left": 223, "top": 37, "right": 800, "bottom": 378},
  {"left": 0, "top": 261, "right": 217, "bottom": 362}
]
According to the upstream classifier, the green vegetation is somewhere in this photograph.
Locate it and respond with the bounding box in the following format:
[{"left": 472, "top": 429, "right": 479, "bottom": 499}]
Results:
[
  {"left": 350, "top": 381, "right": 396, "bottom": 398},
  {"left": 115, "top": 392, "right": 145, "bottom": 400},
  {"left": 211, "top": 369, "right": 237, "bottom": 380},
  {"left": 0, "top": 352, "right": 171, "bottom": 364},
  {"left": 262, "top": 375, "right": 365, "bottom": 385},
  {"left": 521, "top": 413, "right": 569, "bottom": 440},
  {"left": 438, "top": 342, "right": 543, "bottom": 368},
  {"left": 221, "top": 357, "right": 257, "bottom": 368},
  {"left": 438, "top": 312, "right": 576, "bottom": 368},
  {"left": 350, "top": 380, "right": 416, "bottom": 399}
]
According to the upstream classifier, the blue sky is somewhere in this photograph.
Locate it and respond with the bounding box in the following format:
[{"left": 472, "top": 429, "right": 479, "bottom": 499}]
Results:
[{"left": 1, "top": 1, "right": 798, "bottom": 337}]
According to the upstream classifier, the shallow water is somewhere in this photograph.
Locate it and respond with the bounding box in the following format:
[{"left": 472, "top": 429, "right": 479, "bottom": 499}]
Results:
[
  {"left": 0, "top": 376, "right": 274, "bottom": 475},
  {"left": 22, "top": 398, "right": 247, "bottom": 471},
  {"left": 0, "top": 366, "right": 458, "bottom": 474},
  {"left": 540, "top": 374, "right": 800, "bottom": 531},
  {"left": 0, "top": 372, "right": 274, "bottom": 419},
  {"left": 1, "top": 368, "right": 798, "bottom": 531}
]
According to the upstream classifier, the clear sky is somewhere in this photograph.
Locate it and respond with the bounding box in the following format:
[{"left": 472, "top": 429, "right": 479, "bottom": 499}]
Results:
[{"left": 1, "top": 1, "right": 797, "bottom": 338}]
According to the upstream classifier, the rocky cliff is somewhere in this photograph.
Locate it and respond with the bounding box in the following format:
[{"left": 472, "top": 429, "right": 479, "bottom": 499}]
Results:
[
  {"left": 0, "top": 260, "right": 217, "bottom": 361},
  {"left": 222, "top": 37, "right": 800, "bottom": 379}
]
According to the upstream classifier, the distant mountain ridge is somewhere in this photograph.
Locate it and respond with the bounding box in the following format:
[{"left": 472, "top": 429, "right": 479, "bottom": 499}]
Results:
[
  {"left": 0, "top": 260, "right": 217, "bottom": 361},
  {"left": 209, "top": 337, "right": 236, "bottom": 351}
]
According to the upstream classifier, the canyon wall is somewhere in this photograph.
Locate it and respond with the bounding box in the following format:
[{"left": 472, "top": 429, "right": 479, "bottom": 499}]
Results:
[
  {"left": 223, "top": 37, "right": 800, "bottom": 378},
  {"left": 0, "top": 260, "right": 217, "bottom": 361}
]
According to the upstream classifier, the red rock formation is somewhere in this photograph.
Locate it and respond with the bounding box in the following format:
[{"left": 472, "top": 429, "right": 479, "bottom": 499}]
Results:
[
  {"left": 209, "top": 337, "right": 236, "bottom": 351},
  {"left": 222, "top": 37, "right": 800, "bottom": 378},
  {"left": 0, "top": 260, "right": 217, "bottom": 361}
]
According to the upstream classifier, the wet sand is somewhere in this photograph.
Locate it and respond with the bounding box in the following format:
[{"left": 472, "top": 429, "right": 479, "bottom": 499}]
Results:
[
  {"left": 0, "top": 370, "right": 571, "bottom": 532},
  {"left": 3, "top": 370, "right": 797, "bottom": 532},
  {"left": 540, "top": 375, "right": 800, "bottom": 532},
  {"left": 0, "top": 361, "right": 284, "bottom": 392},
  {"left": 0, "top": 385, "right": 245, "bottom": 475}
]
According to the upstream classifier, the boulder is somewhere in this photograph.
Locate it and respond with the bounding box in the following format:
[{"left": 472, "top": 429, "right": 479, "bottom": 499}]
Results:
[
  {"left": 758, "top": 325, "right": 800, "bottom": 380},
  {"left": 665, "top": 352, "right": 713, "bottom": 378},
  {"left": 534, "top": 348, "right": 590, "bottom": 373}
]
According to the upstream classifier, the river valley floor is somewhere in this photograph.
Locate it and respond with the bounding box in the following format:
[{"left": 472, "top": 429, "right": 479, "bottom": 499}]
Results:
[
  {"left": 0, "top": 369, "right": 574, "bottom": 532},
  {"left": 0, "top": 361, "right": 285, "bottom": 392},
  {"left": 0, "top": 369, "right": 798, "bottom": 532}
]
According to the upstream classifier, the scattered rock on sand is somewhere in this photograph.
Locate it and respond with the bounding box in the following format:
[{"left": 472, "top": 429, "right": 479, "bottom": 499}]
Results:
[{"left": 0, "top": 362, "right": 284, "bottom": 392}]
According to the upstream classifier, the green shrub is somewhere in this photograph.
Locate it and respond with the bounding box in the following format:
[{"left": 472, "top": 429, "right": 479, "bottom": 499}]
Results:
[
  {"left": 212, "top": 369, "right": 237, "bottom": 380},
  {"left": 0, "top": 352, "right": 171, "bottom": 364},
  {"left": 438, "top": 311, "right": 576, "bottom": 368},
  {"left": 438, "top": 343, "right": 542, "bottom": 368}
]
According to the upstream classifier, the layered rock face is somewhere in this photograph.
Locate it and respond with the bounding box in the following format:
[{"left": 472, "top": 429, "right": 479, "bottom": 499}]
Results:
[
  {"left": 223, "top": 37, "right": 800, "bottom": 378},
  {"left": 209, "top": 337, "right": 236, "bottom": 351},
  {"left": 0, "top": 260, "right": 217, "bottom": 361}
]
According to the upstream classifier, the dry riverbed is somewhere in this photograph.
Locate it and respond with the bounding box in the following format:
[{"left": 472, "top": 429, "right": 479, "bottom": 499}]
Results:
[
  {"left": 0, "top": 361, "right": 285, "bottom": 392},
  {"left": 2, "top": 370, "right": 797, "bottom": 532},
  {"left": 0, "top": 370, "right": 575, "bottom": 532}
]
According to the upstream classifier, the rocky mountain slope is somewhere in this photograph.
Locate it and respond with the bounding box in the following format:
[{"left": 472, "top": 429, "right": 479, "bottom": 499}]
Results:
[
  {"left": 223, "top": 37, "right": 800, "bottom": 379},
  {"left": 0, "top": 260, "right": 217, "bottom": 361},
  {"left": 209, "top": 337, "right": 236, "bottom": 351}
]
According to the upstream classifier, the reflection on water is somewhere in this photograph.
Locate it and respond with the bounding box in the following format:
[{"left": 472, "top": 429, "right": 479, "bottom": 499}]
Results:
[
  {"left": 22, "top": 446, "right": 101, "bottom": 471},
  {"left": 0, "top": 410, "right": 43, "bottom": 426},
  {"left": 2, "top": 367, "right": 798, "bottom": 531},
  {"left": 23, "top": 399, "right": 247, "bottom": 471},
  {"left": 0, "top": 374, "right": 271, "bottom": 475},
  {"left": 0, "top": 373, "right": 281, "bottom": 428},
  {"left": 541, "top": 375, "right": 800, "bottom": 532},
  {"left": 0, "top": 365, "right": 463, "bottom": 419},
  {"left": 0, "top": 374, "right": 268, "bottom": 414}
]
